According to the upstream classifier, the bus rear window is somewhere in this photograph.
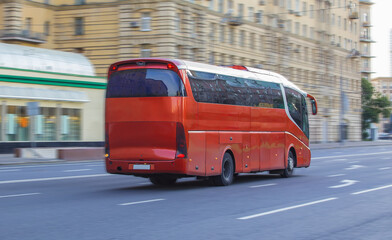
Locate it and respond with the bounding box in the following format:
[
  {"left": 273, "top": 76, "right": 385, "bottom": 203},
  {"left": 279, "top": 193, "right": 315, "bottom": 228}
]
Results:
[{"left": 106, "top": 69, "right": 186, "bottom": 98}]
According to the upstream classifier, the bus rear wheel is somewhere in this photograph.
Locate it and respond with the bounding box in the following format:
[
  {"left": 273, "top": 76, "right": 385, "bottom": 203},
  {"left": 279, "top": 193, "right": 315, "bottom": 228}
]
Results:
[
  {"left": 149, "top": 175, "right": 177, "bottom": 186},
  {"left": 212, "top": 152, "right": 234, "bottom": 186},
  {"left": 281, "top": 151, "right": 295, "bottom": 178}
]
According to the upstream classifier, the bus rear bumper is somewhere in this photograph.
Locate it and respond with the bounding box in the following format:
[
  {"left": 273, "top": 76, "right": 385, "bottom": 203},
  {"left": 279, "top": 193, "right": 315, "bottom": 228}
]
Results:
[{"left": 105, "top": 158, "right": 188, "bottom": 176}]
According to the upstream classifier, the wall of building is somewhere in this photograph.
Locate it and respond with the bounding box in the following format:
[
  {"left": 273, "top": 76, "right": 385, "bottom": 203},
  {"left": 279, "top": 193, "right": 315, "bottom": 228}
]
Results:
[{"left": 1, "top": 0, "right": 369, "bottom": 142}]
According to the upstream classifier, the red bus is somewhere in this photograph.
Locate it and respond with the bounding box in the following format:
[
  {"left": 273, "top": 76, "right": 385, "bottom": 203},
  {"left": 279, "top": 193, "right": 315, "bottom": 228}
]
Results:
[{"left": 105, "top": 58, "right": 318, "bottom": 186}]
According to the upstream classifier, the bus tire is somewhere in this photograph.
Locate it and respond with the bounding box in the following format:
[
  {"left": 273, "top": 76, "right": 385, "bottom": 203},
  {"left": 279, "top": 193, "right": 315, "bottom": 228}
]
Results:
[
  {"left": 281, "top": 151, "right": 295, "bottom": 178},
  {"left": 212, "top": 152, "right": 234, "bottom": 186},
  {"left": 149, "top": 175, "right": 177, "bottom": 185}
]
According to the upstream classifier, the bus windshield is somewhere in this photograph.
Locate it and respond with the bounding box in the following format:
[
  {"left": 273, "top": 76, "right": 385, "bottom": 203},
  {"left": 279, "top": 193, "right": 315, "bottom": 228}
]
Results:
[{"left": 106, "top": 68, "right": 185, "bottom": 98}]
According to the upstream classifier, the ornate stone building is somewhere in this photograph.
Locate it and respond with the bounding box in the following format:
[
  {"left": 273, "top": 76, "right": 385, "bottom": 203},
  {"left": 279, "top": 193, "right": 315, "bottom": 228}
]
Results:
[{"left": 1, "top": 0, "right": 372, "bottom": 142}]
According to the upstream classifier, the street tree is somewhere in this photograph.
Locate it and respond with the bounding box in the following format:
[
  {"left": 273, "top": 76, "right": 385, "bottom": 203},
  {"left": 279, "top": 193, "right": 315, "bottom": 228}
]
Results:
[{"left": 361, "top": 78, "right": 391, "bottom": 139}]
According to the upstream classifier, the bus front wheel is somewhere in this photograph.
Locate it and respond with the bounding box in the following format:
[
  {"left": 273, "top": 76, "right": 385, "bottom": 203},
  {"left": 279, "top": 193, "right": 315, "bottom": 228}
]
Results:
[
  {"left": 281, "top": 151, "right": 295, "bottom": 178},
  {"left": 212, "top": 152, "right": 234, "bottom": 186}
]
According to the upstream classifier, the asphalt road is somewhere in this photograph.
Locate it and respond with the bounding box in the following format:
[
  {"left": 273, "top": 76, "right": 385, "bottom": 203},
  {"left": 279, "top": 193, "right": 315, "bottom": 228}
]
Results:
[{"left": 1, "top": 145, "right": 391, "bottom": 240}]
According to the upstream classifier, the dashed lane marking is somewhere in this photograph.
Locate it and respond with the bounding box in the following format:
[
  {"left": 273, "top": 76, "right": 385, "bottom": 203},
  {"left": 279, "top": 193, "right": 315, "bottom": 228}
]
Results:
[
  {"left": 352, "top": 184, "right": 392, "bottom": 195},
  {"left": 0, "top": 193, "right": 41, "bottom": 199},
  {"left": 249, "top": 183, "right": 277, "bottom": 188},
  {"left": 118, "top": 199, "right": 165, "bottom": 206},
  {"left": 237, "top": 198, "right": 338, "bottom": 220}
]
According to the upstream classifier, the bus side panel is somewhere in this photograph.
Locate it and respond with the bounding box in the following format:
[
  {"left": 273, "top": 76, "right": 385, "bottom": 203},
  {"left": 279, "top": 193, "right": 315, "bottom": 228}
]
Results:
[
  {"left": 242, "top": 133, "right": 251, "bottom": 173},
  {"left": 250, "top": 133, "right": 260, "bottom": 172},
  {"left": 219, "top": 132, "right": 244, "bottom": 173},
  {"left": 187, "top": 132, "right": 206, "bottom": 176},
  {"left": 251, "top": 108, "right": 287, "bottom": 132},
  {"left": 259, "top": 132, "right": 285, "bottom": 171},
  {"left": 205, "top": 132, "right": 221, "bottom": 176},
  {"left": 285, "top": 133, "right": 309, "bottom": 167}
]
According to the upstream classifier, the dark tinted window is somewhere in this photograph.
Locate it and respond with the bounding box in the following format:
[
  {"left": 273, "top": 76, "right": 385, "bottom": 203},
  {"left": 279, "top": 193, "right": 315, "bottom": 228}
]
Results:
[
  {"left": 301, "top": 95, "right": 309, "bottom": 138},
  {"left": 285, "top": 87, "right": 303, "bottom": 129},
  {"left": 245, "top": 79, "right": 284, "bottom": 109},
  {"left": 106, "top": 69, "right": 185, "bottom": 98},
  {"left": 188, "top": 70, "right": 284, "bottom": 108}
]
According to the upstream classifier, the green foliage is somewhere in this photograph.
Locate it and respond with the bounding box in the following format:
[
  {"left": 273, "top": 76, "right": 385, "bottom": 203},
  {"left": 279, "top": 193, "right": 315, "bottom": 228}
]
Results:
[{"left": 361, "top": 78, "right": 392, "bottom": 139}]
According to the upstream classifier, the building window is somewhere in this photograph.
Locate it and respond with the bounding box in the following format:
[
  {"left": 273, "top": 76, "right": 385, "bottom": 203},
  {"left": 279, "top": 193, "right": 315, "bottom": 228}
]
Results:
[
  {"left": 141, "top": 12, "right": 151, "bottom": 31},
  {"left": 209, "top": 23, "right": 216, "bottom": 41},
  {"left": 302, "top": 2, "right": 307, "bottom": 16},
  {"left": 238, "top": 4, "right": 244, "bottom": 19},
  {"left": 25, "top": 18, "right": 32, "bottom": 32},
  {"left": 220, "top": 24, "right": 225, "bottom": 43},
  {"left": 75, "top": 0, "right": 85, "bottom": 5},
  {"left": 44, "top": 21, "right": 50, "bottom": 36},
  {"left": 239, "top": 30, "right": 245, "bottom": 47},
  {"left": 227, "top": 0, "right": 233, "bottom": 13},
  {"left": 256, "top": 10, "right": 263, "bottom": 24},
  {"left": 140, "top": 46, "right": 152, "bottom": 57},
  {"left": 229, "top": 27, "right": 234, "bottom": 45},
  {"left": 218, "top": 0, "right": 224, "bottom": 13},
  {"left": 75, "top": 17, "right": 84, "bottom": 35},
  {"left": 175, "top": 13, "right": 181, "bottom": 32},
  {"left": 302, "top": 24, "right": 307, "bottom": 37},
  {"left": 61, "top": 109, "right": 81, "bottom": 141},
  {"left": 287, "top": 0, "right": 292, "bottom": 10},
  {"left": 248, "top": 7, "right": 254, "bottom": 22},
  {"left": 209, "top": 52, "right": 215, "bottom": 64},
  {"left": 310, "top": 5, "right": 313, "bottom": 18},
  {"left": 209, "top": 0, "right": 214, "bottom": 10}
]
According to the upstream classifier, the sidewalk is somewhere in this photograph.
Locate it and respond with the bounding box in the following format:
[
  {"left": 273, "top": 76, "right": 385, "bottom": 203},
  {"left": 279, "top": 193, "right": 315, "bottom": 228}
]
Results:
[
  {"left": 310, "top": 140, "right": 392, "bottom": 150},
  {"left": 0, "top": 140, "right": 391, "bottom": 166}
]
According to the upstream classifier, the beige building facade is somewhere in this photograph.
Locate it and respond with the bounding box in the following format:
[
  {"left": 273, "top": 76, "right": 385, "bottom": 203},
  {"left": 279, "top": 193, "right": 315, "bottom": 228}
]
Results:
[{"left": 1, "top": 0, "right": 371, "bottom": 142}]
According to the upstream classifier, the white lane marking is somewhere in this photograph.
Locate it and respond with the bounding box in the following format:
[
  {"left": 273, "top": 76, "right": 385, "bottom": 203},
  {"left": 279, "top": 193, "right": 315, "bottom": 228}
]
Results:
[
  {"left": 382, "top": 157, "right": 390, "bottom": 160},
  {"left": 0, "top": 174, "right": 110, "bottom": 184},
  {"left": 237, "top": 198, "right": 338, "bottom": 220},
  {"left": 0, "top": 161, "right": 104, "bottom": 170},
  {"left": 249, "top": 183, "right": 277, "bottom": 188},
  {"left": 349, "top": 161, "right": 359, "bottom": 164},
  {"left": 328, "top": 180, "right": 359, "bottom": 189},
  {"left": 0, "top": 169, "right": 21, "bottom": 172},
  {"left": 345, "top": 165, "right": 365, "bottom": 170},
  {"left": 63, "top": 169, "right": 92, "bottom": 173},
  {"left": 330, "top": 159, "right": 348, "bottom": 162},
  {"left": 119, "top": 199, "right": 165, "bottom": 206},
  {"left": 379, "top": 167, "right": 391, "bottom": 171},
  {"left": 352, "top": 184, "right": 392, "bottom": 195},
  {"left": 312, "top": 151, "right": 392, "bottom": 160},
  {"left": 0, "top": 193, "right": 41, "bottom": 199},
  {"left": 327, "top": 174, "right": 346, "bottom": 178}
]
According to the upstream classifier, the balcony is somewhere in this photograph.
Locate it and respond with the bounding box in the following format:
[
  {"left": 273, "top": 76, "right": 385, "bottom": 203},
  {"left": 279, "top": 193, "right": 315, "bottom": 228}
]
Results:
[
  {"left": 227, "top": 16, "right": 243, "bottom": 26},
  {"left": 0, "top": 29, "right": 47, "bottom": 43},
  {"left": 349, "top": 12, "right": 359, "bottom": 20},
  {"left": 361, "top": 68, "right": 374, "bottom": 74},
  {"left": 360, "top": 36, "right": 375, "bottom": 43},
  {"left": 359, "top": 0, "right": 374, "bottom": 5},
  {"left": 362, "top": 22, "right": 372, "bottom": 27}
]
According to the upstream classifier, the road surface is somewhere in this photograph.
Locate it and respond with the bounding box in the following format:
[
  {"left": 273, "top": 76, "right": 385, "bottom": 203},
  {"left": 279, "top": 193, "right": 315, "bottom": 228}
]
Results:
[{"left": 1, "top": 145, "right": 391, "bottom": 240}]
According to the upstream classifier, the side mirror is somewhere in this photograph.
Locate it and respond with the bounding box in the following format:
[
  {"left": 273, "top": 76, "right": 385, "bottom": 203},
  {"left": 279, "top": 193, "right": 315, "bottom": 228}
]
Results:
[{"left": 311, "top": 99, "right": 317, "bottom": 115}]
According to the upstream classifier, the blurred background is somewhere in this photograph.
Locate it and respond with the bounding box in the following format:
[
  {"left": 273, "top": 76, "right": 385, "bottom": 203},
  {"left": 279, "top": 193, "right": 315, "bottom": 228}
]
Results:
[{"left": 0, "top": 0, "right": 390, "bottom": 153}]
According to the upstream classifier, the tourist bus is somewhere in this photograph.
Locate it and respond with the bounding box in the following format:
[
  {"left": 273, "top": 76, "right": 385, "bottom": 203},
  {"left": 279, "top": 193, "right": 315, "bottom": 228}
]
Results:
[{"left": 105, "top": 58, "right": 318, "bottom": 186}]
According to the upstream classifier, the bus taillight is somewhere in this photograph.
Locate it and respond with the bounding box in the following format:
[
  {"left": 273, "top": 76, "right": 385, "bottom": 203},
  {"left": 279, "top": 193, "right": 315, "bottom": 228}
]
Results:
[{"left": 176, "top": 122, "right": 187, "bottom": 159}]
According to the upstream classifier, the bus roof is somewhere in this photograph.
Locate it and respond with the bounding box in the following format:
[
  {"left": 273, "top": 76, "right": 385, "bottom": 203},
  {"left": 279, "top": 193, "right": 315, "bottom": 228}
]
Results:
[{"left": 111, "top": 58, "right": 306, "bottom": 96}]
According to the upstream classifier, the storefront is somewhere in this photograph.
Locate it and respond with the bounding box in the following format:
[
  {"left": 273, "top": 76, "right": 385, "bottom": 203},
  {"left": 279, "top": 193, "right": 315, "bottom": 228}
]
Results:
[{"left": 0, "top": 43, "right": 106, "bottom": 153}]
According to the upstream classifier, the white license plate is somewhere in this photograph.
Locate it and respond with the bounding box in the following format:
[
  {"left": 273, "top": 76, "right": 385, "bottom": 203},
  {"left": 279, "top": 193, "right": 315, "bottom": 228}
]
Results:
[{"left": 132, "top": 164, "right": 151, "bottom": 170}]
